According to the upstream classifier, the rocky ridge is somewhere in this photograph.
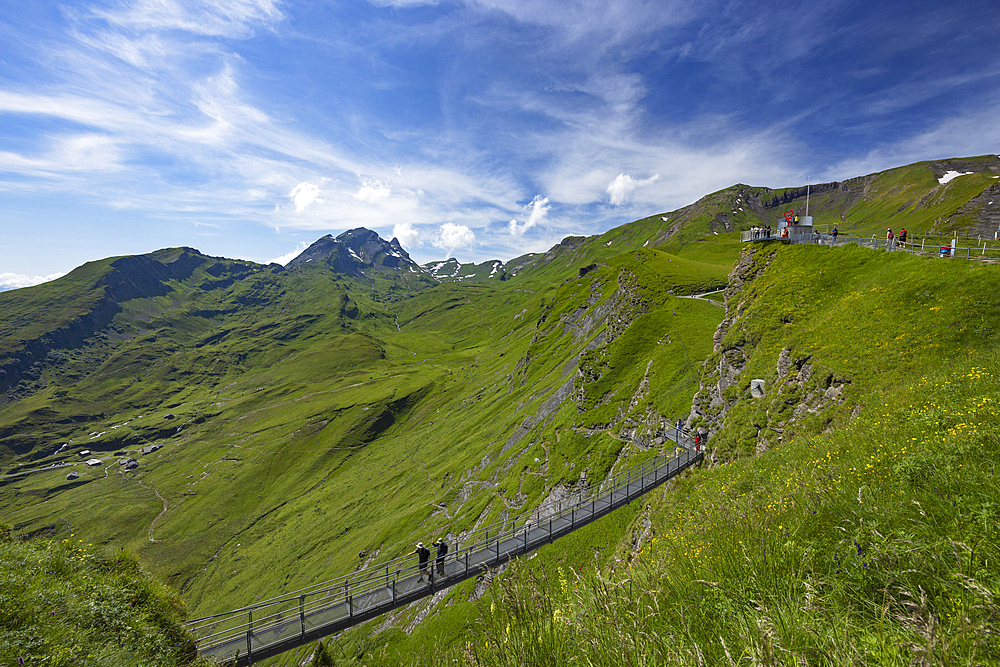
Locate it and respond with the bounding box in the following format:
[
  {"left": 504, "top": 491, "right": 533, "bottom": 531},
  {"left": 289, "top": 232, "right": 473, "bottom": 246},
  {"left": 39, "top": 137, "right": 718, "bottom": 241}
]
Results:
[{"left": 685, "top": 246, "right": 855, "bottom": 457}]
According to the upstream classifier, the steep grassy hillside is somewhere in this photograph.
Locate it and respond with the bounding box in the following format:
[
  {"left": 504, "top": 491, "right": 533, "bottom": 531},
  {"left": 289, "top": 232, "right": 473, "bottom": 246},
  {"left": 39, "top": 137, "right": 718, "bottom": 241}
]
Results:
[
  {"left": 425, "top": 244, "right": 1000, "bottom": 667},
  {"left": 652, "top": 155, "right": 1000, "bottom": 240},
  {"left": 4, "top": 156, "right": 997, "bottom": 666},
  {"left": 0, "top": 525, "right": 205, "bottom": 666},
  {"left": 0, "top": 221, "right": 734, "bottom": 667}
]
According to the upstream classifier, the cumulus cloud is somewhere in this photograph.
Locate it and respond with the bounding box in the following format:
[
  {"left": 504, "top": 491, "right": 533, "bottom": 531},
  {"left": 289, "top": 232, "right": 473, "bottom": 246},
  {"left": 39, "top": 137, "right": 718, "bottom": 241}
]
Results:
[
  {"left": 268, "top": 241, "right": 309, "bottom": 265},
  {"left": 392, "top": 222, "right": 420, "bottom": 249},
  {"left": 508, "top": 195, "right": 550, "bottom": 236},
  {"left": 434, "top": 223, "right": 476, "bottom": 252},
  {"left": 606, "top": 173, "right": 661, "bottom": 206},
  {"left": 289, "top": 182, "right": 322, "bottom": 212},
  {"left": 0, "top": 272, "right": 66, "bottom": 291}
]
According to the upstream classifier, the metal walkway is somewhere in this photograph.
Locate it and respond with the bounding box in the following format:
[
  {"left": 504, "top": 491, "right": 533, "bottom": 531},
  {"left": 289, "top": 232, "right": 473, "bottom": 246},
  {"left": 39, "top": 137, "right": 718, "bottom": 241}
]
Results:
[{"left": 185, "top": 438, "right": 703, "bottom": 665}]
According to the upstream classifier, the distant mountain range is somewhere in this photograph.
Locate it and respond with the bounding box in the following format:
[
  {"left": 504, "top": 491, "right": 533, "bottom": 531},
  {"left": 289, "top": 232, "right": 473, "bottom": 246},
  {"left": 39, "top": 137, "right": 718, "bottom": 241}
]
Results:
[
  {"left": 3, "top": 155, "right": 1000, "bottom": 661},
  {"left": 3, "top": 154, "right": 999, "bottom": 404}
]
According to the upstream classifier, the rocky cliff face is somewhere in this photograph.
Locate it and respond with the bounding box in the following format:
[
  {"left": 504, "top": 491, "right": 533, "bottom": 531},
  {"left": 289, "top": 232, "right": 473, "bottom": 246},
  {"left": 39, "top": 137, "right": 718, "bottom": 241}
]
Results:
[{"left": 686, "top": 246, "right": 852, "bottom": 458}]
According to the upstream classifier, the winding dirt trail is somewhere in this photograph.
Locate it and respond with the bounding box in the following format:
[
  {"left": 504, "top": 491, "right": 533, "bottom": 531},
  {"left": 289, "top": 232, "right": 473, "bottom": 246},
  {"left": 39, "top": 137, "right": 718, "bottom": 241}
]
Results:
[{"left": 135, "top": 478, "right": 168, "bottom": 543}]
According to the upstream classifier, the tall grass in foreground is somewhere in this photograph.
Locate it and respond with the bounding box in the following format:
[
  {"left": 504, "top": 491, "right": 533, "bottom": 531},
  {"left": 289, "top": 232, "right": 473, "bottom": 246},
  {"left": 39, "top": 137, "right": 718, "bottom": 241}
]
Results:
[
  {"left": 448, "top": 357, "right": 1000, "bottom": 666},
  {"left": 0, "top": 528, "right": 206, "bottom": 666}
]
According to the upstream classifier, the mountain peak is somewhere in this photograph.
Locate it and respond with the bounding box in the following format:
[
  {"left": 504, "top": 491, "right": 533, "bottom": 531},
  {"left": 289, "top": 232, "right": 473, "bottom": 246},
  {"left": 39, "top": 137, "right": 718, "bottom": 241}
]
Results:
[{"left": 286, "top": 228, "right": 422, "bottom": 277}]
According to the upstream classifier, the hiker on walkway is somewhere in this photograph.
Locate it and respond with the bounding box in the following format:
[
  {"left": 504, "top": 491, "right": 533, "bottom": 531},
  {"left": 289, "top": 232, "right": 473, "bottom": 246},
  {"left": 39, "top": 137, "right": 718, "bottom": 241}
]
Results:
[
  {"left": 694, "top": 434, "right": 701, "bottom": 451},
  {"left": 899, "top": 228, "right": 907, "bottom": 245},
  {"left": 831, "top": 226, "right": 838, "bottom": 243},
  {"left": 434, "top": 538, "right": 448, "bottom": 575},
  {"left": 413, "top": 542, "right": 431, "bottom": 582},
  {"left": 886, "top": 228, "right": 895, "bottom": 250}
]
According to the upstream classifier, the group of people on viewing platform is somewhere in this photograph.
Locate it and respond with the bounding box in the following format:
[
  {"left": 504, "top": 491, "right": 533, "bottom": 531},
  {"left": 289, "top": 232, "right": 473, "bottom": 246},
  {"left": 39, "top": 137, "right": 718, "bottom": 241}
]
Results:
[
  {"left": 886, "top": 227, "right": 907, "bottom": 250},
  {"left": 744, "top": 221, "right": 916, "bottom": 249}
]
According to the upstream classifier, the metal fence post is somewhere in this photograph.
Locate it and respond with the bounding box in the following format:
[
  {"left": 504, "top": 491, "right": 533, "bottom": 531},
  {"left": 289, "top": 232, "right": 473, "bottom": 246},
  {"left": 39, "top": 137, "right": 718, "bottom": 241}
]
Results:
[
  {"left": 465, "top": 551, "right": 469, "bottom": 577},
  {"left": 247, "top": 608, "right": 253, "bottom": 664},
  {"left": 299, "top": 595, "right": 305, "bottom": 637},
  {"left": 392, "top": 575, "right": 397, "bottom": 603}
]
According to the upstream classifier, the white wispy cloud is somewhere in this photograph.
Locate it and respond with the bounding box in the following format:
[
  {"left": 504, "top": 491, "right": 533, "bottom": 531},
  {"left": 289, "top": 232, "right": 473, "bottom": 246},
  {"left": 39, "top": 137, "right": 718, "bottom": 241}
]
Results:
[
  {"left": 822, "top": 97, "right": 1000, "bottom": 182},
  {"left": 2, "top": 0, "right": 998, "bottom": 277},
  {"left": 508, "top": 195, "right": 550, "bottom": 236},
  {"left": 606, "top": 173, "right": 660, "bottom": 206},
  {"left": 85, "top": 0, "right": 285, "bottom": 38},
  {"left": 354, "top": 178, "right": 392, "bottom": 202}
]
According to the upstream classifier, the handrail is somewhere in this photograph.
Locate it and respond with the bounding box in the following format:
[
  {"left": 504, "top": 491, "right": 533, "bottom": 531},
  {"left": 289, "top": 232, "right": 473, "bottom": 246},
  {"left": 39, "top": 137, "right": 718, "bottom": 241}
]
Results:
[
  {"left": 185, "top": 430, "right": 697, "bottom": 627},
  {"left": 742, "top": 230, "right": 1000, "bottom": 261},
  {"left": 185, "top": 441, "right": 704, "bottom": 664}
]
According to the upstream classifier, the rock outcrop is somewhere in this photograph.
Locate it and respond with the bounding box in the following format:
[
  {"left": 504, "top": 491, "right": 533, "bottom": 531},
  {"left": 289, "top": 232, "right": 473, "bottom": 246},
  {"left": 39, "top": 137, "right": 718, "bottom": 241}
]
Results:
[{"left": 687, "top": 245, "right": 853, "bottom": 458}]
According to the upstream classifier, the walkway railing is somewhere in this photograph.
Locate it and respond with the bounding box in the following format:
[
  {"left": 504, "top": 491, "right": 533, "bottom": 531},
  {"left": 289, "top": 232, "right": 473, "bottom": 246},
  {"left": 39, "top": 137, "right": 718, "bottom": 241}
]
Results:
[
  {"left": 743, "top": 230, "right": 1000, "bottom": 260},
  {"left": 184, "top": 442, "right": 704, "bottom": 665}
]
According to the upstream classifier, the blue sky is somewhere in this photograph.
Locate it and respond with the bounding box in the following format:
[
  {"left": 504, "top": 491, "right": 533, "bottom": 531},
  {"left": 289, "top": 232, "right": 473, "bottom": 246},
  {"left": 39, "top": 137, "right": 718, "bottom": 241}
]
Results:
[{"left": 2, "top": 0, "right": 999, "bottom": 287}]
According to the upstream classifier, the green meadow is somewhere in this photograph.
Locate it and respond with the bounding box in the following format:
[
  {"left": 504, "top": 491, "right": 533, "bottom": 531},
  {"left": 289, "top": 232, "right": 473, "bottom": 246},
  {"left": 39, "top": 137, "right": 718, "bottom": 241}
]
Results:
[
  {"left": 440, "top": 244, "right": 1000, "bottom": 667},
  {"left": 3, "top": 156, "right": 1000, "bottom": 665}
]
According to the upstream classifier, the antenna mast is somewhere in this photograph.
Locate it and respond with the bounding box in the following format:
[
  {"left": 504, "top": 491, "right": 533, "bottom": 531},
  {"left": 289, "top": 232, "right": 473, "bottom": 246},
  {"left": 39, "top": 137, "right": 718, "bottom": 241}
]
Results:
[{"left": 805, "top": 173, "right": 811, "bottom": 218}]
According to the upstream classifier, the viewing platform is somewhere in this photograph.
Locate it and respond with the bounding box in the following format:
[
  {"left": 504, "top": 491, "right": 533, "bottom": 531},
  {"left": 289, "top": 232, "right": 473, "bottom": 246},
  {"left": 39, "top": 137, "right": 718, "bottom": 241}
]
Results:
[
  {"left": 740, "top": 213, "right": 815, "bottom": 244},
  {"left": 741, "top": 223, "right": 1000, "bottom": 261}
]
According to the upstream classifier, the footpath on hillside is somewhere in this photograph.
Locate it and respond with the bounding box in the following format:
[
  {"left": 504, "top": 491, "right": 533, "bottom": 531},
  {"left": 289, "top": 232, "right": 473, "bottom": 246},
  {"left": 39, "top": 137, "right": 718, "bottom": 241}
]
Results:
[{"left": 186, "top": 437, "right": 704, "bottom": 666}]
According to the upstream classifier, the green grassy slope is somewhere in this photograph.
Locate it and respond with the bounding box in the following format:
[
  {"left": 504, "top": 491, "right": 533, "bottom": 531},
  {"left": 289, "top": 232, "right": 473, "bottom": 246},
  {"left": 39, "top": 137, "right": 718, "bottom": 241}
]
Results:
[
  {"left": 629, "top": 155, "right": 1000, "bottom": 245},
  {"left": 436, "top": 243, "right": 1000, "bottom": 667},
  {"left": 5, "top": 155, "right": 996, "bottom": 665},
  {"left": 0, "top": 225, "right": 733, "bottom": 667},
  {"left": 0, "top": 526, "right": 206, "bottom": 666}
]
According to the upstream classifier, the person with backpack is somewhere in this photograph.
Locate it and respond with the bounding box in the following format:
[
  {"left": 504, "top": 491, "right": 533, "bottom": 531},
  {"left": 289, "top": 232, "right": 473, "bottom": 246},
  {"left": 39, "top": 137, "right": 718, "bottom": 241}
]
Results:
[
  {"left": 434, "top": 538, "right": 448, "bottom": 575},
  {"left": 899, "top": 228, "right": 907, "bottom": 245},
  {"left": 413, "top": 542, "right": 431, "bottom": 582},
  {"left": 886, "top": 228, "right": 895, "bottom": 250},
  {"left": 831, "top": 226, "right": 838, "bottom": 244}
]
